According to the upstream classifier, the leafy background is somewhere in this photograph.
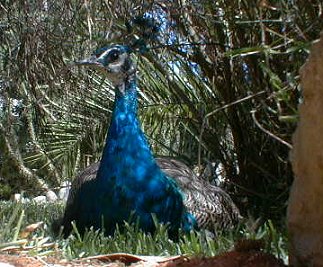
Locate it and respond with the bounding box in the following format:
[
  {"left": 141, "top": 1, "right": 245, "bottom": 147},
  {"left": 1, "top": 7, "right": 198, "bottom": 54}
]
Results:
[{"left": 0, "top": 0, "right": 321, "bottom": 228}]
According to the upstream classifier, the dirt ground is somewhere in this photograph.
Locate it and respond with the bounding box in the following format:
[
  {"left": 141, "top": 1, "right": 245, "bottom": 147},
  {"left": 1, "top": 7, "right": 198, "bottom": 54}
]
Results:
[{"left": 0, "top": 245, "right": 287, "bottom": 267}]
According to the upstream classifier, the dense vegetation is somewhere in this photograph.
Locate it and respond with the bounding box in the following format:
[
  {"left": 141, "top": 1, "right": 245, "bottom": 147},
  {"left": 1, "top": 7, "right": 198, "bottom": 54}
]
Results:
[{"left": 0, "top": 0, "right": 321, "bottom": 229}]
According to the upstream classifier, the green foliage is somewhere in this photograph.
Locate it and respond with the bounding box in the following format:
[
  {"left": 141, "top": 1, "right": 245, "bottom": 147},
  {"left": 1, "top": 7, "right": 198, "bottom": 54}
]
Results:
[
  {"left": 62, "top": 223, "right": 229, "bottom": 259},
  {"left": 0, "top": 201, "right": 287, "bottom": 263},
  {"left": 0, "top": 201, "right": 64, "bottom": 242},
  {"left": 0, "top": 183, "right": 12, "bottom": 199}
]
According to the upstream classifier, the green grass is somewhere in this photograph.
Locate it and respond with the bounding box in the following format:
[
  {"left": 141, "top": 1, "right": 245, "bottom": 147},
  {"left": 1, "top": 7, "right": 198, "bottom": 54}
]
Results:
[{"left": 0, "top": 201, "right": 288, "bottom": 262}]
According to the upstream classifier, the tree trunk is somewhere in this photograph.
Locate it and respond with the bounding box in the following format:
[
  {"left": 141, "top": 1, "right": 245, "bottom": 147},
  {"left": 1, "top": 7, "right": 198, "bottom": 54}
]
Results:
[{"left": 288, "top": 32, "right": 323, "bottom": 267}]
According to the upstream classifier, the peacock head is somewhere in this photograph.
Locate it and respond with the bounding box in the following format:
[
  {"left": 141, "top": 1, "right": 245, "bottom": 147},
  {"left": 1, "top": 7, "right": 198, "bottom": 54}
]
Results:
[{"left": 75, "top": 45, "right": 136, "bottom": 87}]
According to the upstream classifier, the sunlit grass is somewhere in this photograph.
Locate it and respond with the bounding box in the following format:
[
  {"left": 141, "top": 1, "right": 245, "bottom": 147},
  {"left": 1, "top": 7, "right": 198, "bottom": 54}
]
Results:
[{"left": 0, "top": 201, "right": 288, "bottom": 263}]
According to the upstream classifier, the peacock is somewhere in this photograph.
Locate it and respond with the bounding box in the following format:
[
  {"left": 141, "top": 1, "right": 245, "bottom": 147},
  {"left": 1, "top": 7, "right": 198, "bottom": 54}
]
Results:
[{"left": 54, "top": 44, "right": 240, "bottom": 238}]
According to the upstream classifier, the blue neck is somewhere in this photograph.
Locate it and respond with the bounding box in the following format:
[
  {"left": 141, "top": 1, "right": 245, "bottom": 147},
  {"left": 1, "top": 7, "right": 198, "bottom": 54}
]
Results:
[
  {"left": 91, "top": 77, "right": 197, "bottom": 234},
  {"left": 97, "top": 78, "right": 156, "bottom": 181}
]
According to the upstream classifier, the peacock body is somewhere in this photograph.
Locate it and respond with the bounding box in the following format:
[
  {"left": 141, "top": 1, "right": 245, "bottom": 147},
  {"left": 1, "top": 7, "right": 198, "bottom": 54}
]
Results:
[
  {"left": 56, "top": 44, "right": 240, "bottom": 238},
  {"left": 58, "top": 45, "right": 196, "bottom": 238}
]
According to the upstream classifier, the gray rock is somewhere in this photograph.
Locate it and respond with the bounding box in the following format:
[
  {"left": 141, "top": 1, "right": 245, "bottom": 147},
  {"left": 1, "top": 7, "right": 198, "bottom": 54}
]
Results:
[
  {"left": 32, "top": 195, "right": 46, "bottom": 203},
  {"left": 46, "top": 190, "right": 58, "bottom": 202},
  {"left": 11, "top": 193, "right": 28, "bottom": 203},
  {"left": 58, "top": 181, "right": 71, "bottom": 201}
]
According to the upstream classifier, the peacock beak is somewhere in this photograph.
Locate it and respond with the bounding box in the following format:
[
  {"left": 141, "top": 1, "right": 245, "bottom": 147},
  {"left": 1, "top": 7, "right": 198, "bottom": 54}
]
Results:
[{"left": 74, "top": 55, "right": 102, "bottom": 67}]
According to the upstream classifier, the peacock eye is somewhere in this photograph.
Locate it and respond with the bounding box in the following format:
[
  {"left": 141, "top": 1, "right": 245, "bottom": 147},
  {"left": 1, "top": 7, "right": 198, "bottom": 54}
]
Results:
[{"left": 108, "top": 49, "right": 120, "bottom": 62}]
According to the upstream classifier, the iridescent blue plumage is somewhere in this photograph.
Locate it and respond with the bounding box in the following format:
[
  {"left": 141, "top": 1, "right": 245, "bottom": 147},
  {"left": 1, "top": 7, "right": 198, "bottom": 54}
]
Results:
[{"left": 57, "top": 45, "right": 197, "bottom": 238}]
